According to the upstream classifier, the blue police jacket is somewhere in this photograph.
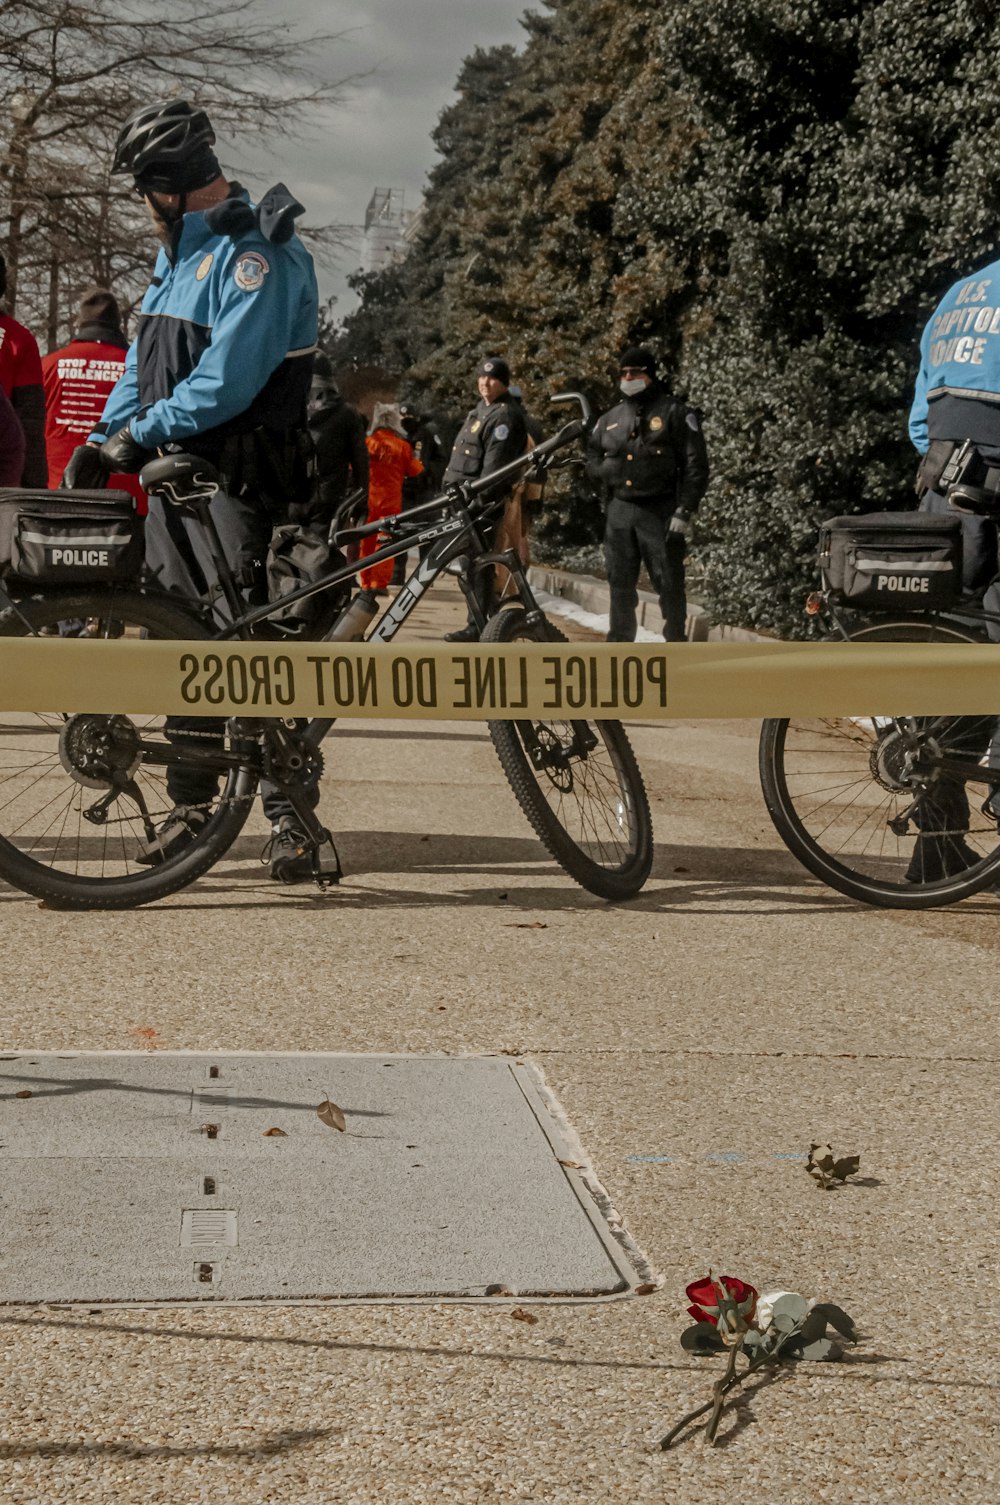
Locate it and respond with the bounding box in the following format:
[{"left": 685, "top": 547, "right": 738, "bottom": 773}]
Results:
[
  {"left": 910, "top": 257, "right": 1000, "bottom": 454},
  {"left": 93, "top": 184, "right": 317, "bottom": 455}
]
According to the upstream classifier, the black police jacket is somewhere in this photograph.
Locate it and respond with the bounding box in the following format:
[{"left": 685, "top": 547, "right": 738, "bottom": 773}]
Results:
[
  {"left": 587, "top": 382, "right": 709, "bottom": 512},
  {"left": 308, "top": 395, "right": 369, "bottom": 513},
  {"left": 444, "top": 396, "right": 528, "bottom": 497}
]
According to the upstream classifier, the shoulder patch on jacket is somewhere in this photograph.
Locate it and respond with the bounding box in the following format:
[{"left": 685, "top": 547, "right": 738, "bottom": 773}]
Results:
[
  {"left": 234, "top": 252, "right": 270, "bottom": 292},
  {"left": 686, "top": 411, "right": 701, "bottom": 431},
  {"left": 495, "top": 423, "right": 510, "bottom": 440}
]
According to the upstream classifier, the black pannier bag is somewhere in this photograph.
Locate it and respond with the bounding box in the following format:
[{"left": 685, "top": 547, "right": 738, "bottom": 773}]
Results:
[
  {"left": 266, "top": 522, "right": 350, "bottom": 627},
  {"left": 0, "top": 489, "right": 144, "bottom": 584},
  {"left": 818, "top": 512, "right": 963, "bottom": 610}
]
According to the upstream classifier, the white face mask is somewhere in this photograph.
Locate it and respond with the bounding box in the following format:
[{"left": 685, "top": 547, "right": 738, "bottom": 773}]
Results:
[{"left": 620, "top": 378, "right": 647, "bottom": 397}]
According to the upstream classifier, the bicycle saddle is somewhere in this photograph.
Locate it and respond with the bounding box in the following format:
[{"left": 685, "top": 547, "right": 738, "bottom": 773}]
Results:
[{"left": 139, "top": 453, "right": 220, "bottom": 505}]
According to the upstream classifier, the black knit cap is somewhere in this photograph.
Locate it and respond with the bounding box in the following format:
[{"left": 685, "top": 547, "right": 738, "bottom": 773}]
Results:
[
  {"left": 478, "top": 355, "right": 511, "bottom": 386},
  {"left": 619, "top": 346, "right": 657, "bottom": 377}
]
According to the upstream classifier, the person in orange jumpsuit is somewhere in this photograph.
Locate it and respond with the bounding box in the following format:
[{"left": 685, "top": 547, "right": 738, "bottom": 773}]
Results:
[{"left": 360, "top": 403, "right": 423, "bottom": 591}]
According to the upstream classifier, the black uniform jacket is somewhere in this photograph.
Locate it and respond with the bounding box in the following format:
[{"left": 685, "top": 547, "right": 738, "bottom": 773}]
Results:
[
  {"left": 308, "top": 394, "right": 369, "bottom": 513},
  {"left": 587, "top": 382, "right": 709, "bottom": 512},
  {"left": 444, "top": 396, "right": 528, "bottom": 497}
]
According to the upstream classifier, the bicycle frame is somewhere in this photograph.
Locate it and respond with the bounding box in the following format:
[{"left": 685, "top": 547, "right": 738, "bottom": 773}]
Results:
[{"left": 0, "top": 402, "right": 589, "bottom": 869}]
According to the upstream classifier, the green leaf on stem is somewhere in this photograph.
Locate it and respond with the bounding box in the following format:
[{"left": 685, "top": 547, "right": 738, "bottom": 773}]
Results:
[
  {"left": 680, "top": 1321, "right": 726, "bottom": 1355},
  {"left": 810, "top": 1302, "right": 858, "bottom": 1343}
]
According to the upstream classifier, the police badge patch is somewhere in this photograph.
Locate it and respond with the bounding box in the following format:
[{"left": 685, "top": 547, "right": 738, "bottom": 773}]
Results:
[
  {"left": 233, "top": 252, "right": 269, "bottom": 292},
  {"left": 649, "top": 416, "right": 663, "bottom": 431},
  {"left": 495, "top": 424, "right": 509, "bottom": 440},
  {"left": 686, "top": 411, "right": 701, "bottom": 431}
]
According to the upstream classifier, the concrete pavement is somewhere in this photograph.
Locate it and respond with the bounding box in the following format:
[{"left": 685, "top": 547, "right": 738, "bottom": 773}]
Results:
[{"left": 0, "top": 576, "right": 996, "bottom": 1502}]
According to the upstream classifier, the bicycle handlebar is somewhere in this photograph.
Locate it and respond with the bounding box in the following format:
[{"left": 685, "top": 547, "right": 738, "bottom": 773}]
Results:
[{"left": 331, "top": 404, "right": 589, "bottom": 548}]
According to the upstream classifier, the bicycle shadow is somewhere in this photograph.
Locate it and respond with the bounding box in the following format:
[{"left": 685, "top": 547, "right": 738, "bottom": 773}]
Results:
[
  {"left": 2, "top": 833, "right": 996, "bottom": 917},
  {"left": 145, "top": 832, "right": 882, "bottom": 915}
]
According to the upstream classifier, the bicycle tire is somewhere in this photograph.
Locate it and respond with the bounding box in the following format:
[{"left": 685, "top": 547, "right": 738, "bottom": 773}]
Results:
[
  {"left": 0, "top": 590, "right": 258, "bottom": 910},
  {"left": 759, "top": 617, "right": 1000, "bottom": 908},
  {"left": 482, "top": 606, "right": 653, "bottom": 900}
]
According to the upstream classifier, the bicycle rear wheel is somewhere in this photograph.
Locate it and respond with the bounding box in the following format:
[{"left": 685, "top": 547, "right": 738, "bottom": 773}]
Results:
[
  {"left": 482, "top": 607, "right": 653, "bottom": 899},
  {"left": 0, "top": 591, "right": 258, "bottom": 909},
  {"left": 759, "top": 618, "right": 1000, "bottom": 908}
]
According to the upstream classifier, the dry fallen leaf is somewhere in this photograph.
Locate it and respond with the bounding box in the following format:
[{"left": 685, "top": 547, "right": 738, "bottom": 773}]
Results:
[
  {"left": 503, "top": 922, "right": 548, "bottom": 930},
  {"left": 511, "top": 1307, "right": 540, "bottom": 1325},
  {"left": 806, "top": 1142, "right": 860, "bottom": 1189},
  {"left": 14, "top": 1090, "right": 32, "bottom": 1099},
  {"left": 131, "top": 1027, "right": 160, "bottom": 1050},
  {"left": 263, "top": 1127, "right": 287, "bottom": 1137},
  {"left": 635, "top": 1283, "right": 659, "bottom": 1297},
  {"left": 317, "top": 1098, "right": 346, "bottom": 1133},
  {"left": 558, "top": 1159, "right": 583, "bottom": 1169}
]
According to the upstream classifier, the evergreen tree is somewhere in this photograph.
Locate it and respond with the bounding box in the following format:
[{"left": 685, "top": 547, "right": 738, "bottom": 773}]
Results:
[
  {"left": 647, "top": 0, "right": 1000, "bottom": 631},
  {"left": 336, "top": 0, "right": 1000, "bottom": 632}
]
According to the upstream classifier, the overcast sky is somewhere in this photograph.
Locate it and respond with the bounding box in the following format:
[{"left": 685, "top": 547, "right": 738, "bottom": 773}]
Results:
[{"left": 227, "top": 0, "right": 532, "bottom": 315}]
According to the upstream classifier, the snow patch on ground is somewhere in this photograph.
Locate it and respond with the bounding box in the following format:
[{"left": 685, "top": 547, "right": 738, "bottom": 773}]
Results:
[{"left": 532, "top": 588, "right": 662, "bottom": 643}]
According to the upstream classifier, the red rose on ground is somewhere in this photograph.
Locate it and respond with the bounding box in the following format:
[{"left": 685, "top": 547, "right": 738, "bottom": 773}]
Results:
[{"left": 685, "top": 1275, "right": 758, "bottom": 1326}]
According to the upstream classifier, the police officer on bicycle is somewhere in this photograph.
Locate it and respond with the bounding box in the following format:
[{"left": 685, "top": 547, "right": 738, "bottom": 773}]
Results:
[
  {"left": 65, "top": 98, "right": 324, "bottom": 881},
  {"left": 587, "top": 347, "right": 709, "bottom": 642}
]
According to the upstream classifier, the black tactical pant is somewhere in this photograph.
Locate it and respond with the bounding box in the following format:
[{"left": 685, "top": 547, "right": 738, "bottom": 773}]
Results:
[
  {"left": 145, "top": 488, "right": 319, "bottom": 826},
  {"left": 604, "top": 496, "right": 687, "bottom": 642}
]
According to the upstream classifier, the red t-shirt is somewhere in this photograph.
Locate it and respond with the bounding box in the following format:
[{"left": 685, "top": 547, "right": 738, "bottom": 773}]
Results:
[
  {"left": 0, "top": 312, "right": 43, "bottom": 399},
  {"left": 41, "top": 338, "right": 146, "bottom": 510}
]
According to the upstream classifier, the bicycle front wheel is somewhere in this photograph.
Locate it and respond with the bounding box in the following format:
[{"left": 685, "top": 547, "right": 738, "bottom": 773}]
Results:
[
  {"left": 482, "top": 607, "right": 653, "bottom": 900},
  {"left": 0, "top": 590, "right": 258, "bottom": 910},
  {"left": 759, "top": 617, "right": 1000, "bottom": 908}
]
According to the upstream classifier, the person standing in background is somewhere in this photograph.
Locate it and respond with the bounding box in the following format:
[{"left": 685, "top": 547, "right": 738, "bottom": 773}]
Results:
[
  {"left": 360, "top": 402, "right": 423, "bottom": 593},
  {"left": 42, "top": 289, "right": 146, "bottom": 509},
  {"left": 306, "top": 353, "right": 369, "bottom": 525},
  {"left": 587, "top": 346, "right": 709, "bottom": 642},
  {"left": 0, "top": 385, "right": 25, "bottom": 486},
  {"left": 442, "top": 355, "right": 528, "bottom": 641},
  {"left": 0, "top": 249, "right": 47, "bottom": 487}
]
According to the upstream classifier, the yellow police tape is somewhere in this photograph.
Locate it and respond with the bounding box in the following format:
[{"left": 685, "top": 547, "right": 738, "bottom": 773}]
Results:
[{"left": 3, "top": 638, "right": 1000, "bottom": 719}]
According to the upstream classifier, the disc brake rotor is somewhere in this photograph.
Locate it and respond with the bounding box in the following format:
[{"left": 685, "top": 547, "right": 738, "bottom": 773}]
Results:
[{"left": 533, "top": 725, "right": 576, "bottom": 793}]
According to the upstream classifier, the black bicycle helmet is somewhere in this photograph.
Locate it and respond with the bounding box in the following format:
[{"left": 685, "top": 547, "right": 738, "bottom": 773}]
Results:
[{"left": 112, "top": 100, "right": 220, "bottom": 193}]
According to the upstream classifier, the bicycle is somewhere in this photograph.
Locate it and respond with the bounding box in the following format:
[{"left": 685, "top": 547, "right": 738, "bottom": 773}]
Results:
[
  {"left": 0, "top": 394, "right": 653, "bottom": 911},
  {"left": 758, "top": 503, "right": 1000, "bottom": 908}
]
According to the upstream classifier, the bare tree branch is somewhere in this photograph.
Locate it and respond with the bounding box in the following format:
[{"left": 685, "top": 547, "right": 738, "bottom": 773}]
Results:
[{"left": 0, "top": 0, "right": 357, "bottom": 338}]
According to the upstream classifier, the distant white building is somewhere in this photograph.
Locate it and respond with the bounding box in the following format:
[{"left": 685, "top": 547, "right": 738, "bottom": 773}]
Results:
[
  {"left": 361, "top": 189, "right": 422, "bottom": 275},
  {"left": 362, "top": 188, "right": 404, "bottom": 274}
]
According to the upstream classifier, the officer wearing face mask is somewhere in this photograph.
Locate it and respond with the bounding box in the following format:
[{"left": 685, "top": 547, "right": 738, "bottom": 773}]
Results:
[{"left": 587, "top": 347, "right": 709, "bottom": 641}]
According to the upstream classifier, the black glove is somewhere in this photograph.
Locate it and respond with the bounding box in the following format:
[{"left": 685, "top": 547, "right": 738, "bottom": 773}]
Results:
[
  {"left": 61, "top": 444, "right": 110, "bottom": 491},
  {"left": 99, "top": 424, "right": 149, "bottom": 474}
]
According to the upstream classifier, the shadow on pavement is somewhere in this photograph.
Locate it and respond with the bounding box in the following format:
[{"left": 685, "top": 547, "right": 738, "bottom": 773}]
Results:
[
  {"left": 0, "top": 1427, "right": 329, "bottom": 1462},
  {"left": 2, "top": 1313, "right": 986, "bottom": 1392},
  {"left": 0, "top": 1068, "right": 389, "bottom": 1114},
  {"left": 2, "top": 831, "right": 996, "bottom": 916}
]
